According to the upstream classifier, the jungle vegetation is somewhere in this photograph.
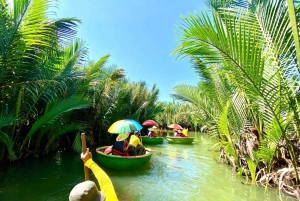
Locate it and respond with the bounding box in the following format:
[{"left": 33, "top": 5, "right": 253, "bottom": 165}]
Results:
[
  {"left": 171, "top": 0, "right": 300, "bottom": 198},
  {"left": 0, "top": 0, "right": 163, "bottom": 162},
  {"left": 1, "top": 0, "right": 300, "bottom": 199}
]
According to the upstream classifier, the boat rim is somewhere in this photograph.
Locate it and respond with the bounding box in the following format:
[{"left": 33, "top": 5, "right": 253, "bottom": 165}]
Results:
[{"left": 96, "top": 146, "right": 154, "bottom": 159}]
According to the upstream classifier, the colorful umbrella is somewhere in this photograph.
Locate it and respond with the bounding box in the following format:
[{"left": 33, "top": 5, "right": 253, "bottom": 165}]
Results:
[
  {"left": 108, "top": 119, "right": 143, "bottom": 134},
  {"left": 142, "top": 120, "right": 157, "bottom": 127},
  {"left": 168, "top": 124, "right": 183, "bottom": 130}
]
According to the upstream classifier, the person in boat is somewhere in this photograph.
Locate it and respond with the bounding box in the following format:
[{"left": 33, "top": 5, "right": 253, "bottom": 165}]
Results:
[
  {"left": 125, "top": 131, "right": 146, "bottom": 156},
  {"left": 111, "top": 134, "right": 129, "bottom": 156},
  {"left": 147, "top": 127, "right": 156, "bottom": 138},
  {"left": 176, "top": 129, "right": 187, "bottom": 137},
  {"left": 173, "top": 128, "right": 179, "bottom": 137},
  {"left": 69, "top": 148, "right": 118, "bottom": 201}
]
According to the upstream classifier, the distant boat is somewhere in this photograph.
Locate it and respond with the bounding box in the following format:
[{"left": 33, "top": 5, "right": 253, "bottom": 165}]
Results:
[
  {"left": 141, "top": 136, "right": 164, "bottom": 144},
  {"left": 166, "top": 136, "right": 194, "bottom": 144},
  {"left": 95, "top": 146, "right": 154, "bottom": 169}
]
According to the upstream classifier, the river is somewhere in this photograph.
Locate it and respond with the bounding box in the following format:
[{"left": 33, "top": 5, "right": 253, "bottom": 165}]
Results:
[{"left": 0, "top": 132, "right": 294, "bottom": 201}]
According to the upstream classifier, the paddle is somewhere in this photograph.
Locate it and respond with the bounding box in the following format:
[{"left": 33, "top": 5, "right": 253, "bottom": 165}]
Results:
[{"left": 81, "top": 133, "right": 90, "bottom": 181}]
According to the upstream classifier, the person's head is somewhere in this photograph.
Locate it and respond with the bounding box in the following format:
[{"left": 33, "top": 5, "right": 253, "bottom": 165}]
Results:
[
  {"left": 69, "top": 180, "right": 105, "bottom": 201},
  {"left": 134, "top": 131, "right": 140, "bottom": 136}
]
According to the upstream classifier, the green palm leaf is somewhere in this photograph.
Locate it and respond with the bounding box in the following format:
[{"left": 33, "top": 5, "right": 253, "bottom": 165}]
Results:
[
  {"left": 0, "top": 131, "right": 16, "bottom": 160},
  {"left": 0, "top": 113, "right": 18, "bottom": 160},
  {"left": 21, "top": 96, "right": 90, "bottom": 148},
  {"left": 173, "top": 0, "right": 300, "bottom": 182}
]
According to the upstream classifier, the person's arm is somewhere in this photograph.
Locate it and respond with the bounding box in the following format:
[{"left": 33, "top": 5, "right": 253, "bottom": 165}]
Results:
[
  {"left": 81, "top": 149, "right": 118, "bottom": 201},
  {"left": 124, "top": 142, "right": 131, "bottom": 151},
  {"left": 138, "top": 138, "right": 143, "bottom": 146}
]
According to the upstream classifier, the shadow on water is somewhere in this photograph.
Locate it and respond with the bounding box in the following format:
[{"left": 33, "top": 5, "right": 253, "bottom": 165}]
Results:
[{"left": 0, "top": 133, "right": 296, "bottom": 201}]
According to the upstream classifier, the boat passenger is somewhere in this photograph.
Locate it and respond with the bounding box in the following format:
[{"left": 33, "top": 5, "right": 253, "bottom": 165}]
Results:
[
  {"left": 111, "top": 134, "right": 129, "bottom": 156},
  {"left": 159, "top": 127, "right": 163, "bottom": 136},
  {"left": 69, "top": 148, "right": 118, "bottom": 201},
  {"left": 125, "top": 131, "right": 146, "bottom": 156},
  {"left": 174, "top": 128, "right": 179, "bottom": 137},
  {"left": 147, "top": 130, "right": 156, "bottom": 138},
  {"left": 176, "top": 129, "right": 187, "bottom": 137}
]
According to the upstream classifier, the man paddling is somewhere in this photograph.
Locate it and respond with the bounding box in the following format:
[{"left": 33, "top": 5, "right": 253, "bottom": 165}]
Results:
[
  {"left": 125, "top": 131, "right": 146, "bottom": 156},
  {"left": 69, "top": 148, "right": 118, "bottom": 201}
]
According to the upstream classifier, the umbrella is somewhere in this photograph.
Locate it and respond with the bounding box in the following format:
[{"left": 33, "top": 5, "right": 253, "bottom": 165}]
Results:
[
  {"left": 168, "top": 124, "right": 183, "bottom": 130},
  {"left": 108, "top": 119, "right": 143, "bottom": 134},
  {"left": 142, "top": 120, "right": 157, "bottom": 127}
]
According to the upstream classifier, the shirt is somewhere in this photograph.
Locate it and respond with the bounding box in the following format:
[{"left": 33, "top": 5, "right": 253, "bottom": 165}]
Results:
[
  {"left": 129, "top": 135, "right": 142, "bottom": 147},
  {"left": 85, "top": 159, "right": 118, "bottom": 201},
  {"left": 112, "top": 141, "right": 125, "bottom": 152}
]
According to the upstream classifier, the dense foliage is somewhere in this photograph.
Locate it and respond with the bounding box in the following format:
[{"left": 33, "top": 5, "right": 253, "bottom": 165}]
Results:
[
  {"left": 171, "top": 0, "right": 300, "bottom": 198},
  {"left": 0, "top": 0, "right": 162, "bottom": 162}
]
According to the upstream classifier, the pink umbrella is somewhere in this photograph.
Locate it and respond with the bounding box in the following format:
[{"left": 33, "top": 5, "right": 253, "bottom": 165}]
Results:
[
  {"left": 142, "top": 120, "right": 157, "bottom": 127},
  {"left": 168, "top": 124, "right": 183, "bottom": 130}
]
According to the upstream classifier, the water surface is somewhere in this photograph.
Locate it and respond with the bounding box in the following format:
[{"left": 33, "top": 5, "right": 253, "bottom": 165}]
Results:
[{"left": 0, "top": 133, "right": 294, "bottom": 201}]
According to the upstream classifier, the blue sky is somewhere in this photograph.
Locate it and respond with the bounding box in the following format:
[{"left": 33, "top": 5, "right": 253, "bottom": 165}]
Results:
[{"left": 53, "top": 0, "right": 208, "bottom": 102}]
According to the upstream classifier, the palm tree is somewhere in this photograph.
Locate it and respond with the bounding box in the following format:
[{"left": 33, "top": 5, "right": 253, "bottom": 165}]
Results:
[
  {"left": 74, "top": 54, "right": 126, "bottom": 144},
  {"left": 172, "top": 0, "right": 300, "bottom": 186},
  {"left": 0, "top": 0, "right": 90, "bottom": 159}
]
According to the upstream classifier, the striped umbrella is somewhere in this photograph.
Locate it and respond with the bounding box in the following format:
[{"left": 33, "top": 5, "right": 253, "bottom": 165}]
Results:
[{"left": 108, "top": 119, "right": 142, "bottom": 134}]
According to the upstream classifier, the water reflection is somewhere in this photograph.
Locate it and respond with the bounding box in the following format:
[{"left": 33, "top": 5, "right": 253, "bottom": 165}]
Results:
[{"left": 0, "top": 133, "right": 295, "bottom": 201}]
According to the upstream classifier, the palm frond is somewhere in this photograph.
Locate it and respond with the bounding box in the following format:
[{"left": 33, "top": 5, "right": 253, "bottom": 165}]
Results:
[
  {"left": 72, "top": 132, "right": 82, "bottom": 153},
  {"left": 0, "top": 112, "right": 18, "bottom": 128},
  {"left": 21, "top": 96, "right": 90, "bottom": 147},
  {"left": 0, "top": 131, "right": 16, "bottom": 160}
]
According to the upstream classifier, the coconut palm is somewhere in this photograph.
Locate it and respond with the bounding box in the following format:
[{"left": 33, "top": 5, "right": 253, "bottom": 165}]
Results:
[
  {"left": 105, "top": 81, "right": 162, "bottom": 123},
  {"left": 172, "top": 0, "right": 300, "bottom": 188},
  {"left": 73, "top": 54, "right": 126, "bottom": 144},
  {"left": 0, "top": 0, "right": 91, "bottom": 159}
]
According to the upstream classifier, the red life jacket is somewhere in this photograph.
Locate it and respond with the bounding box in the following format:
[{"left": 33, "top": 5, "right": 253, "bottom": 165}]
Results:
[
  {"left": 175, "top": 133, "right": 186, "bottom": 137},
  {"left": 111, "top": 148, "right": 129, "bottom": 156},
  {"left": 150, "top": 131, "right": 156, "bottom": 137},
  {"left": 112, "top": 142, "right": 129, "bottom": 156}
]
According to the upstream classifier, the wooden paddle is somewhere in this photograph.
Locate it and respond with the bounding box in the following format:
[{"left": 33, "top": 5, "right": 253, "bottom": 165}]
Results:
[{"left": 81, "top": 133, "right": 90, "bottom": 181}]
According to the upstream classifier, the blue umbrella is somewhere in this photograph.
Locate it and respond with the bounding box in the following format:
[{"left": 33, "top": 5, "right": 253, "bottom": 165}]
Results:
[{"left": 125, "top": 119, "right": 142, "bottom": 130}]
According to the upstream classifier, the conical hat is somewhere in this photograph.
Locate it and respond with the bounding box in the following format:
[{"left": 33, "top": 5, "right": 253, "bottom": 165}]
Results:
[{"left": 116, "top": 134, "right": 129, "bottom": 141}]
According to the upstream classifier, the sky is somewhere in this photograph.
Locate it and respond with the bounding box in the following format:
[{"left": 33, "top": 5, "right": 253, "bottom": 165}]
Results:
[{"left": 52, "top": 0, "right": 209, "bottom": 102}]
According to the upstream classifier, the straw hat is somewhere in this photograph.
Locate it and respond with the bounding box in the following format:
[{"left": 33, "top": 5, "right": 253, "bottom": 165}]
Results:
[
  {"left": 116, "top": 133, "right": 129, "bottom": 141},
  {"left": 69, "top": 180, "right": 106, "bottom": 201}
]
